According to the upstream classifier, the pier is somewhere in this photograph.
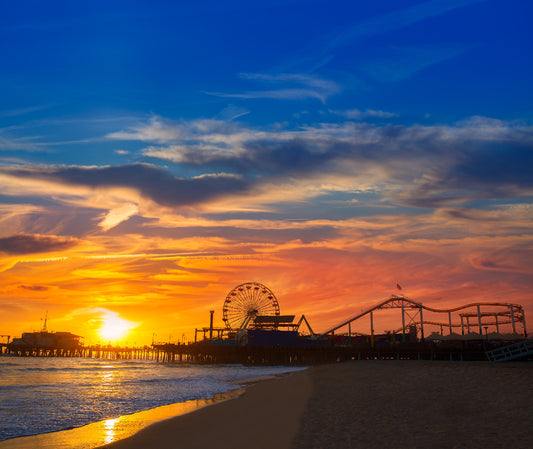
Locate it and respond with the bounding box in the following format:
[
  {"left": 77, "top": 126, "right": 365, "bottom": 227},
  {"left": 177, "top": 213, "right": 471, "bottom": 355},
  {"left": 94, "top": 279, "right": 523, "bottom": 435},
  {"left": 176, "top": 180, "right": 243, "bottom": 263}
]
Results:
[
  {"left": 151, "top": 340, "right": 492, "bottom": 364},
  {"left": 1, "top": 334, "right": 521, "bottom": 364},
  {"left": 3, "top": 343, "right": 158, "bottom": 360},
  {"left": 0, "top": 335, "right": 10, "bottom": 355},
  {"left": 1, "top": 288, "right": 529, "bottom": 364}
]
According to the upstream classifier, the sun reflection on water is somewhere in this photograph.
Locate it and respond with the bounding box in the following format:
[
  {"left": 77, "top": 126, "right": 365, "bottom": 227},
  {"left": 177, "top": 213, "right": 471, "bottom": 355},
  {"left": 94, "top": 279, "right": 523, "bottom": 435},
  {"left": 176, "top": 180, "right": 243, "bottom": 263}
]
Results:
[
  {"left": 102, "top": 371, "right": 114, "bottom": 382},
  {"left": 0, "top": 388, "right": 245, "bottom": 449},
  {"left": 103, "top": 417, "right": 119, "bottom": 445},
  {"left": 96, "top": 368, "right": 117, "bottom": 397}
]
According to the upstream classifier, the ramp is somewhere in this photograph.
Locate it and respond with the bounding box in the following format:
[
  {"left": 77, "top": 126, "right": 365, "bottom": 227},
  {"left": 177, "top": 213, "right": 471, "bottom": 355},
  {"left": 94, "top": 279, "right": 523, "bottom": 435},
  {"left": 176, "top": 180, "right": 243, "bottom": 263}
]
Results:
[{"left": 486, "top": 339, "right": 533, "bottom": 362}]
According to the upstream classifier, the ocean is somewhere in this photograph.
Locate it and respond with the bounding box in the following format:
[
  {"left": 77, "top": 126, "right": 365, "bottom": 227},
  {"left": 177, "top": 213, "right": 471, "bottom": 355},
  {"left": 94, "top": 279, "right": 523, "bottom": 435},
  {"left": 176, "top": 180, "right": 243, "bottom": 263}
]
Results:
[{"left": 0, "top": 356, "right": 306, "bottom": 446}]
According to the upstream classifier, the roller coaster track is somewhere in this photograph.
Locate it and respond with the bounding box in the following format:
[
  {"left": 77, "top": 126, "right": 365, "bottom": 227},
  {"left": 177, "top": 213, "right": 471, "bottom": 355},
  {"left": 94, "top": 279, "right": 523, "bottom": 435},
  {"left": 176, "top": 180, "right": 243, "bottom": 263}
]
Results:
[
  {"left": 392, "top": 319, "right": 519, "bottom": 334},
  {"left": 316, "top": 295, "right": 526, "bottom": 339}
]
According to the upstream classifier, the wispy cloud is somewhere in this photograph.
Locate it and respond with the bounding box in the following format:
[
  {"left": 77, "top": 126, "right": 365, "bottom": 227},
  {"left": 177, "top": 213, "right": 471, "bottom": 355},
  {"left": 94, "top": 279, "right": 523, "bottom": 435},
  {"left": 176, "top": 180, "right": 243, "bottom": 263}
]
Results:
[
  {"left": 0, "top": 233, "right": 78, "bottom": 255},
  {"left": 1, "top": 163, "right": 251, "bottom": 209},
  {"left": 331, "top": 108, "right": 399, "bottom": 119},
  {"left": 0, "top": 114, "right": 143, "bottom": 152},
  {"left": 19, "top": 284, "right": 49, "bottom": 291},
  {"left": 278, "top": 0, "right": 485, "bottom": 73},
  {"left": 323, "top": 0, "right": 485, "bottom": 51},
  {"left": 0, "top": 134, "right": 42, "bottom": 151},
  {"left": 205, "top": 72, "right": 341, "bottom": 103},
  {"left": 216, "top": 104, "right": 250, "bottom": 121},
  {"left": 0, "top": 104, "right": 53, "bottom": 118},
  {"left": 361, "top": 45, "right": 472, "bottom": 82},
  {"left": 98, "top": 203, "right": 138, "bottom": 231}
]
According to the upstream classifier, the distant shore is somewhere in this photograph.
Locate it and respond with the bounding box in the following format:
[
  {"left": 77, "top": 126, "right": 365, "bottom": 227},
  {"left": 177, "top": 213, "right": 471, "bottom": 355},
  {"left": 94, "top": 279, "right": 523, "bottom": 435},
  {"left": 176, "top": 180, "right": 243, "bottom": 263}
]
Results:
[{"left": 99, "top": 360, "right": 533, "bottom": 449}]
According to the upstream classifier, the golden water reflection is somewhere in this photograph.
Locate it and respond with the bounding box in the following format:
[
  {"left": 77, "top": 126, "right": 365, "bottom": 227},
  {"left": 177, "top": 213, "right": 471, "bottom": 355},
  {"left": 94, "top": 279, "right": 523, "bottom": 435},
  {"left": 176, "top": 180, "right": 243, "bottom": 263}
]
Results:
[
  {"left": 95, "top": 368, "right": 118, "bottom": 399},
  {"left": 0, "top": 388, "right": 245, "bottom": 449},
  {"left": 103, "top": 417, "right": 119, "bottom": 445}
]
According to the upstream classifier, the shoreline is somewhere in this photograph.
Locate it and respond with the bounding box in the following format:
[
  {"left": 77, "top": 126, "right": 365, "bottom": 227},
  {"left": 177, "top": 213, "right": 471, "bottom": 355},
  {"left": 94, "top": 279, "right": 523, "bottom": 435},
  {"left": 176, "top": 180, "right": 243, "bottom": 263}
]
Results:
[
  {"left": 0, "top": 371, "right": 305, "bottom": 449},
  {"left": 99, "top": 367, "right": 313, "bottom": 449},
  {"left": 0, "top": 388, "right": 246, "bottom": 449},
  {"left": 0, "top": 358, "right": 308, "bottom": 448}
]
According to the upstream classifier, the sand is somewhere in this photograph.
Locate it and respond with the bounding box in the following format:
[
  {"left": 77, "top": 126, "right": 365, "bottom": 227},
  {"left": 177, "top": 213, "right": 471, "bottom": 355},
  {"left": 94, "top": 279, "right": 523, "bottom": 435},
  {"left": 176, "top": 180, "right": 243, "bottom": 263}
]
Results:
[
  {"left": 99, "top": 361, "right": 533, "bottom": 449},
  {"left": 99, "top": 371, "right": 312, "bottom": 449},
  {"left": 292, "top": 361, "right": 533, "bottom": 449}
]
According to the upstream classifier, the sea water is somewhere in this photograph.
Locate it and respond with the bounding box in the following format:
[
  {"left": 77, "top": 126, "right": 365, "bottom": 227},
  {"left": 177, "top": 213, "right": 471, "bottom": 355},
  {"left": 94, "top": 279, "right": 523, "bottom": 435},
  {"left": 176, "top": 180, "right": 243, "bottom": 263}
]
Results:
[{"left": 0, "top": 357, "right": 305, "bottom": 443}]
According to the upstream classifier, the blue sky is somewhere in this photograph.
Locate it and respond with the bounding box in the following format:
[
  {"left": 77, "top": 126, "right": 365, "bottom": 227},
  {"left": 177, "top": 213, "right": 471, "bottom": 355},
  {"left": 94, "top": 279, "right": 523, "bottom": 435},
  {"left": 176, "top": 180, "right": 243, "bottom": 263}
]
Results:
[
  {"left": 2, "top": 1, "right": 531, "bottom": 130},
  {"left": 0, "top": 0, "right": 532, "bottom": 341}
]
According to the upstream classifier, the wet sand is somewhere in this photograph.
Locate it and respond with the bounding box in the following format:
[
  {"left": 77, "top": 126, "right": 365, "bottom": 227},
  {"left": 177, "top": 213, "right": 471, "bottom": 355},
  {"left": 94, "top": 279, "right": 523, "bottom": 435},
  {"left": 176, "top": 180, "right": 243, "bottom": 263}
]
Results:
[
  {"left": 99, "top": 361, "right": 533, "bottom": 449},
  {"left": 98, "top": 371, "right": 312, "bottom": 449}
]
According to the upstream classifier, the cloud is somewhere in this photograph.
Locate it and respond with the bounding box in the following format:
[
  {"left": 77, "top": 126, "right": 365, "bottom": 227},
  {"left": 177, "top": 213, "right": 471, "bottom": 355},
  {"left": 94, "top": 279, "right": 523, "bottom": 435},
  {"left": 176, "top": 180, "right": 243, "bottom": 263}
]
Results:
[
  {"left": 332, "top": 109, "right": 399, "bottom": 119},
  {"left": 205, "top": 73, "right": 341, "bottom": 103},
  {"left": 107, "top": 115, "right": 533, "bottom": 208},
  {"left": 0, "top": 233, "right": 78, "bottom": 255},
  {"left": 216, "top": 104, "right": 250, "bottom": 121},
  {"left": 469, "top": 246, "right": 533, "bottom": 275},
  {"left": 107, "top": 116, "right": 244, "bottom": 144},
  {"left": 3, "top": 163, "right": 251, "bottom": 209},
  {"left": 0, "top": 134, "right": 41, "bottom": 151},
  {"left": 362, "top": 45, "right": 472, "bottom": 83},
  {"left": 4, "top": 115, "right": 532, "bottom": 218},
  {"left": 0, "top": 104, "right": 53, "bottom": 118},
  {"left": 440, "top": 204, "right": 533, "bottom": 224},
  {"left": 207, "top": 88, "right": 329, "bottom": 102},
  {"left": 99, "top": 203, "right": 138, "bottom": 231},
  {"left": 19, "top": 284, "right": 49, "bottom": 291},
  {"left": 324, "top": 0, "right": 485, "bottom": 51},
  {"left": 281, "top": 0, "right": 486, "bottom": 73}
]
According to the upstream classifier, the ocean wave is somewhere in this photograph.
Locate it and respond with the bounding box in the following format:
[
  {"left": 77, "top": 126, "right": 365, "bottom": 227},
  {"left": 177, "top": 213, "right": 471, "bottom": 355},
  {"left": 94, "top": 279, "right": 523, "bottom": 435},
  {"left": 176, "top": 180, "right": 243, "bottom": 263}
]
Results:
[
  {"left": 0, "top": 362, "right": 20, "bottom": 367},
  {"left": 0, "top": 358, "right": 303, "bottom": 442}
]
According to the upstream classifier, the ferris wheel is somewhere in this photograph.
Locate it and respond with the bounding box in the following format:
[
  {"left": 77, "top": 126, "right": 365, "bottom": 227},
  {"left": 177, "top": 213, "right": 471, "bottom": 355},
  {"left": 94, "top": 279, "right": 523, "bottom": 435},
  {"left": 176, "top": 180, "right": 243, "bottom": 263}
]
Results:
[{"left": 222, "top": 282, "right": 280, "bottom": 330}]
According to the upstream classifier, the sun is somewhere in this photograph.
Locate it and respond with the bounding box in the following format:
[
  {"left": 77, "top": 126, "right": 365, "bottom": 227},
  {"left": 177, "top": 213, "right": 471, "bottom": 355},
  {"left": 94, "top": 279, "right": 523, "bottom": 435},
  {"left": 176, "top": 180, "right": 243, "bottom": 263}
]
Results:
[{"left": 98, "top": 314, "right": 136, "bottom": 343}]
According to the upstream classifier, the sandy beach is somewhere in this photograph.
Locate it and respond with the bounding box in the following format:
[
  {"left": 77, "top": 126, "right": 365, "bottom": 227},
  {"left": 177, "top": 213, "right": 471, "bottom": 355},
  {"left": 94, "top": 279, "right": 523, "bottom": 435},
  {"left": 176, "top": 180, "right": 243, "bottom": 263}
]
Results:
[{"left": 98, "top": 360, "right": 532, "bottom": 449}]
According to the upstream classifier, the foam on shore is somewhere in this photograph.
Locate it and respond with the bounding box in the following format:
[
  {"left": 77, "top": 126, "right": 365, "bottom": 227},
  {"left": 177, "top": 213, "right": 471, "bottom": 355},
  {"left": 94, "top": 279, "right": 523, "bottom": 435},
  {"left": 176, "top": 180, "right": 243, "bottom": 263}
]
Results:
[{"left": 0, "top": 389, "right": 244, "bottom": 449}]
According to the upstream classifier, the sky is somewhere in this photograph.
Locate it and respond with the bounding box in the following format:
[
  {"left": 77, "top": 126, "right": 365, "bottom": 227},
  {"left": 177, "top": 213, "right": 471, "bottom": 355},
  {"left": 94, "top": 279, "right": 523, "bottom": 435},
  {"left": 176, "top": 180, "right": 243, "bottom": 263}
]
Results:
[{"left": 0, "top": 0, "right": 532, "bottom": 344}]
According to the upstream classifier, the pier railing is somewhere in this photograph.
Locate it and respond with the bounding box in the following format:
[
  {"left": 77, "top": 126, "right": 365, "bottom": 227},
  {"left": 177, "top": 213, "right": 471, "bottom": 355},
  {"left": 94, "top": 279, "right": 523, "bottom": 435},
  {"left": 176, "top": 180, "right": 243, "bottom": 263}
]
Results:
[{"left": 486, "top": 339, "right": 533, "bottom": 362}]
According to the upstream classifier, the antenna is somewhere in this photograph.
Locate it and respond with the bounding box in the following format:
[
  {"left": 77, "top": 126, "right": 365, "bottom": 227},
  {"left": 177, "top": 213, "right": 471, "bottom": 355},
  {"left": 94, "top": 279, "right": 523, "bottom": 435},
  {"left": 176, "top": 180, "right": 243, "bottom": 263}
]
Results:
[{"left": 41, "top": 311, "right": 48, "bottom": 332}]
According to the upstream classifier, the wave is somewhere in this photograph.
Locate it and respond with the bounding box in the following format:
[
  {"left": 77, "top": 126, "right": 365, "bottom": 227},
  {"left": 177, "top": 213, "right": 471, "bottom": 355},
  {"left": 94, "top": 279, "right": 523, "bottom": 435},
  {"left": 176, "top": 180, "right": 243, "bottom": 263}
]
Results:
[
  {"left": 0, "top": 362, "right": 20, "bottom": 367},
  {"left": 0, "top": 359, "right": 304, "bottom": 443}
]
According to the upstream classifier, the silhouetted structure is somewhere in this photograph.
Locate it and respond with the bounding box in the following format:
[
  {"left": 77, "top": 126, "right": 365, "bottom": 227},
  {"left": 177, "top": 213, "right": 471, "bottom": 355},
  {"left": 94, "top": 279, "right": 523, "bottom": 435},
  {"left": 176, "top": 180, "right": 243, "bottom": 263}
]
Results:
[
  {"left": 7, "top": 331, "right": 83, "bottom": 356},
  {"left": 2, "top": 286, "right": 529, "bottom": 363}
]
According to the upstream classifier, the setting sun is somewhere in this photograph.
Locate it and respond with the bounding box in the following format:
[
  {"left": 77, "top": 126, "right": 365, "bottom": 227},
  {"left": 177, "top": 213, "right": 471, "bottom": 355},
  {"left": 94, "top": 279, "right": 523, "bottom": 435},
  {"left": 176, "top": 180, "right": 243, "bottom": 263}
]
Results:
[{"left": 98, "top": 314, "right": 136, "bottom": 343}]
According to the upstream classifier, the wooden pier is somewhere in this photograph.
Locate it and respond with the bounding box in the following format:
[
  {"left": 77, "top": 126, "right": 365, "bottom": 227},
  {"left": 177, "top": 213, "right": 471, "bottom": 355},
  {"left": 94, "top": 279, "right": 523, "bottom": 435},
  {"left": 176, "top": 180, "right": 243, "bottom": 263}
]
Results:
[
  {"left": 0, "top": 339, "right": 495, "bottom": 364},
  {"left": 151, "top": 340, "right": 494, "bottom": 364},
  {"left": 2, "top": 343, "right": 158, "bottom": 360}
]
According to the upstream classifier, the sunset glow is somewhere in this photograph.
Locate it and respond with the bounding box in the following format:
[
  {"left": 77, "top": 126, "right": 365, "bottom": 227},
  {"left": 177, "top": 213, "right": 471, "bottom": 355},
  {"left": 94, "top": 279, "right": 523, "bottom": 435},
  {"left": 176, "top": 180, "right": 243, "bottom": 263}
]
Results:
[
  {"left": 98, "top": 314, "right": 137, "bottom": 344},
  {"left": 0, "top": 1, "right": 532, "bottom": 345}
]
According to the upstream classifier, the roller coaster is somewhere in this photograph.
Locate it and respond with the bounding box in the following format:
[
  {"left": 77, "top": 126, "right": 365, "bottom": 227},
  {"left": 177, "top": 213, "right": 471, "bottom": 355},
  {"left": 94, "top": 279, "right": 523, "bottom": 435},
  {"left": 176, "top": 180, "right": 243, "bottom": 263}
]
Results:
[{"left": 317, "top": 295, "right": 527, "bottom": 340}]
